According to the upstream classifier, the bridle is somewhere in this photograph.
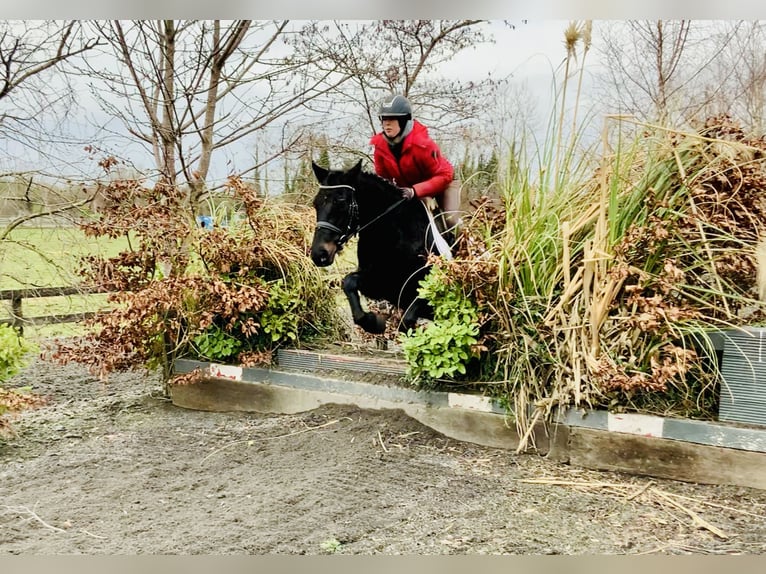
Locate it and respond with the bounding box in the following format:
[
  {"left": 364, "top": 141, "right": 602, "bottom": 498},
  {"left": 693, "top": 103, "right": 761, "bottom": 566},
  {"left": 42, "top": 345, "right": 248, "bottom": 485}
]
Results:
[
  {"left": 316, "top": 183, "right": 406, "bottom": 250},
  {"left": 315, "top": 184, "right": 359, "bottom": 250}
]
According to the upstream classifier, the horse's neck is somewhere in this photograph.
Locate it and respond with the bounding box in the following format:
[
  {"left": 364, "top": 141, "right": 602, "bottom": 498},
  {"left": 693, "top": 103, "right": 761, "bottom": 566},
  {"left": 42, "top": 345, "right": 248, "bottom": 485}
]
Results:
[{"left": 356, "top": 174, "right": 399, "bottom": 215}]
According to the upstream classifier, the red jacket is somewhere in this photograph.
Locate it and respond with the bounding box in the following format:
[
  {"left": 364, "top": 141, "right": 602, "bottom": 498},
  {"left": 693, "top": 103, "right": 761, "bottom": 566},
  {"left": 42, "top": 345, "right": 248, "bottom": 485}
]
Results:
[{"left": 369, "top": 120, "right": 454, "bottom": 199}]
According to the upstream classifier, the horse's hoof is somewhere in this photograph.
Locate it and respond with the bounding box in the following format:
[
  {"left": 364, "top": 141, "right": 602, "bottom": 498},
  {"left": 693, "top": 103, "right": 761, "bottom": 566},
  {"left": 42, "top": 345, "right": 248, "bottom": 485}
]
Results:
[
  {"left": 358, "top": 312, "right": 386, "bottom": 334},
  {"left": 398, "top": 322, "right": 415, "bottom": 333}
]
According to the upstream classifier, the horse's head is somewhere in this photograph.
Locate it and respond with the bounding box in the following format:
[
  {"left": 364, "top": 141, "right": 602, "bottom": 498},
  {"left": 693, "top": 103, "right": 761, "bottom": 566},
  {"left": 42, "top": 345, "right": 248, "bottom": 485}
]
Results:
[{"left": 310, "top": 160, "right": 362, "bottom": 267}]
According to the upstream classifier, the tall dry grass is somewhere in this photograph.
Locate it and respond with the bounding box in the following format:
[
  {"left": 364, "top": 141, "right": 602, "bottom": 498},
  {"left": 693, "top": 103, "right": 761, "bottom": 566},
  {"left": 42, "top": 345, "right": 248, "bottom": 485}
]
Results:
[{"left": 441, "top": 23, "right": 766, "bottom": 449}]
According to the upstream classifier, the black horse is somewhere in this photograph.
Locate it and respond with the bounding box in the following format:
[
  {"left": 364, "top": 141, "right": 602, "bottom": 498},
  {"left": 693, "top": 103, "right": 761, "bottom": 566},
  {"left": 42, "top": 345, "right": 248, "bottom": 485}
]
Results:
[{"left": 310, "top": 160, "right": 452, "bottom": 334}]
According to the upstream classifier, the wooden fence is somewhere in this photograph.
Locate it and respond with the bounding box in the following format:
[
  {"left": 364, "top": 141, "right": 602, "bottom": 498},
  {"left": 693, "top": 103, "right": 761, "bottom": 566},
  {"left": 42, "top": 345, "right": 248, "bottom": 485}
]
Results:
[{"left": 0, "top": 286, "right": 107, "bottom": 335}]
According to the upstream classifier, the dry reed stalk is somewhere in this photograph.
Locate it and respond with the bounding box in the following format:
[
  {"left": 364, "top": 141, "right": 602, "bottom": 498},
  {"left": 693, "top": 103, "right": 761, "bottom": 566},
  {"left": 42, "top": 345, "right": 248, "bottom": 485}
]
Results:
[
  {"left": 757, "top": 237, "right": 766, "bottom": 302},
  {"left": 517, "top": 478, "right": 733, "bottom": 539},
  {"left": 543, "top": 266, "right": 583, "bottom": 325},
  {"left": 562, "top": 220, "right": 571, "bottom": 285},
  {"left": 514, "top": 407, "right": 543, "bottom": 454},
  {"left": 586, "top": 116, "right": 616, "bottom": 358}
]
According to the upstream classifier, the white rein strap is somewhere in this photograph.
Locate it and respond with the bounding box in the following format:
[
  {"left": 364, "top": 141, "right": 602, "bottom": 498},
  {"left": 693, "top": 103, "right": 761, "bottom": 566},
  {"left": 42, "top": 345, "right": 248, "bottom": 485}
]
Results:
[{"left": 419, "top": 200, "right": 453, "bottom": 260}]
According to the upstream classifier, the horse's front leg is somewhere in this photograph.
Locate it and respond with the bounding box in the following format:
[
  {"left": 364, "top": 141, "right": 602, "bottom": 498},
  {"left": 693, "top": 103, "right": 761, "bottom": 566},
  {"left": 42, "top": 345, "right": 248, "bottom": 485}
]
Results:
[
  {"left": 342, "top": 272, "right": 387, "bottom": 334},
  {"left": 400, "top": 296, "right": 434, "bottom": 332}
]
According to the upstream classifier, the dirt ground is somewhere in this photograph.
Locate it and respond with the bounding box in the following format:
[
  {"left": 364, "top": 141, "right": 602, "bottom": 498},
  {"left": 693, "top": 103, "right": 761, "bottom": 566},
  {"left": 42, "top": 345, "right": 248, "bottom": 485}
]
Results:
[{"left": 2, "top": 352, "right": 766, "bottom": 555}]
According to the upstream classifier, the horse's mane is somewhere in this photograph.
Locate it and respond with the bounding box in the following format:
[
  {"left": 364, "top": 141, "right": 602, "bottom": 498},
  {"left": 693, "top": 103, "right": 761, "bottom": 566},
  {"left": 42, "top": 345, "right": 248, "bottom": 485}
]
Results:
[{"left": 356, "top": 169, "right": 402, "bottom": 200}]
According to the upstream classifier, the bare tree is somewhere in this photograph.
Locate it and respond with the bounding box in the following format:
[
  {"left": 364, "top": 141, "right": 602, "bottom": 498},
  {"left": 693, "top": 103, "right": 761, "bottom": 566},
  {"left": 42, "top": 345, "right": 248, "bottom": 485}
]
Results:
[
  {"left": 595, "top": 20, "right": 737, "bottom": 125},
  {"left": 707, "top": 21, "right": 766, "bottom": 135},
  {"left": 289, "top": 20, "right": 501, "bottom": 141},
  {"left": 0, "top": 21, "right": 106, "bottom": 299},
  {"left": 1, "top": 21, "right": 102, "bottom": 231},
  {"left": 1, "top": 21, "right": 102, "bottom": 177},
  {"left": 82, "top": 20, "right": 352, "bottom": 209}
]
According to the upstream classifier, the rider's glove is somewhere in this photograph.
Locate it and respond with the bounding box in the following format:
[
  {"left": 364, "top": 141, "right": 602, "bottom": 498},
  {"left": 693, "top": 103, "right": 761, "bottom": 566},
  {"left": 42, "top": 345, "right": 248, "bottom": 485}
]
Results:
[{"left": 400, "top": 187, "right": 415, "bottom": 200}]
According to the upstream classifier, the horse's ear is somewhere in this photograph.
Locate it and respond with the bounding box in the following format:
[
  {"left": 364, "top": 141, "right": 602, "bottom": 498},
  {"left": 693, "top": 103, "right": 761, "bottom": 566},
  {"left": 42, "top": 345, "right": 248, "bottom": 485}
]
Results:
[
  {"left": 349, "top": 159, "right": 363, "bottom": 178},
  {"left": 311, "top": 161, "right": 329, "bottom": 183}
]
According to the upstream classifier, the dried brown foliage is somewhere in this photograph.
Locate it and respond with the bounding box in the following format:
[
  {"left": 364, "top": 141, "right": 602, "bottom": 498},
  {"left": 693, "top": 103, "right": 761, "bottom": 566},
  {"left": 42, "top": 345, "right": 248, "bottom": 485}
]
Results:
[
  {"left": 53, "top": 276, "right": 270, "bottom": 378},
  {"left": 423, "top": 116, "right": 766, "bottom": 419},
  {"left": 0, "top": 387, "right": 48, "bottom": 437},
  {"left": 50, "top": 164, "right": 344, "bottom": 385},
  {"left": 0, "top": 387, "right": 47, "bottom": 412},
  {"left": 170, "top": 368, "right": 204, "bottom": 387}
]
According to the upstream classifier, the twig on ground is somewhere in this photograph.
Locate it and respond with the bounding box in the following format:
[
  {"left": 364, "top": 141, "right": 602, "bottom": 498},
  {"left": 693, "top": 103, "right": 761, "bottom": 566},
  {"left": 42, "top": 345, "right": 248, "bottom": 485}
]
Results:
[
  {"left": 2, "top": 504, "right": 66, "bottom": 533},
  {"left": 80, "top": 528, "right": 108, "bottom": 539},
  {"left": 637, "top": 543, "right": 672, "bottom": 555},
  {"left": 517, "top": 477, "right": 732, "bottom": 540},
  {"left": 664, "top": 491, "right": 766, "bottom": 519},
  {"left": 652, "top": 489, "right": 729, "bottom": 539},
  {"left": 377, "top": 430, "right": 389, "bottom": 453},
  {"left": 626, "top": 480, "right": 655, "bottom": 501},
  {"left": 518, "top": 478, "right": 627, "bottom": 489},
  {"left": 200, "top": 418, "right": 347, "bottom": 463}
]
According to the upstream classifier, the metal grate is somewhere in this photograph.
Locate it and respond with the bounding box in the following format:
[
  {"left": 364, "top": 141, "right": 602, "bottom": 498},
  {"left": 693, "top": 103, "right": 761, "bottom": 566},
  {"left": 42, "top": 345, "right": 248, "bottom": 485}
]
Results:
[
  {"left": 719, "top": 327, "right": 766, "bottom": 426},
  {"left": 277, "top": 348, "right": 407, "bottom": 376}
]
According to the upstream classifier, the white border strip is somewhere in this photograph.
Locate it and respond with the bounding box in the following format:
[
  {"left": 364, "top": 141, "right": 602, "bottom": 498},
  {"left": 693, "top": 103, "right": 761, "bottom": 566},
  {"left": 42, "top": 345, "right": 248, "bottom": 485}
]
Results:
[
  {"left": 448, "top": 393, "right": 495, "bottom": 412},
  {"left": 607, "top": 413, "right": 665, "bottom": 437},
  {"left": 208, "top": 363, "right": 243, "bottom": 381},
  {"left": 174, "top": 360, "right": 766, "bottom": 454}
]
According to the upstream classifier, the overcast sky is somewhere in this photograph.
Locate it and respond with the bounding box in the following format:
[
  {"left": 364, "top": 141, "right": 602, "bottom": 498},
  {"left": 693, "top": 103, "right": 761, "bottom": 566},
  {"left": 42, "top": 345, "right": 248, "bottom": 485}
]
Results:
[
  {"left": 1, "top": 20, "right": 589, "bottom": 182},
  {"left": 443, "top": 20, "right": 574, "bottom": 81},
  {"left": 3, "top": 1, "right": 766, "bottom": 20},
  {"left": 6, "top": 18, "right": 743, "bottom": 188}
]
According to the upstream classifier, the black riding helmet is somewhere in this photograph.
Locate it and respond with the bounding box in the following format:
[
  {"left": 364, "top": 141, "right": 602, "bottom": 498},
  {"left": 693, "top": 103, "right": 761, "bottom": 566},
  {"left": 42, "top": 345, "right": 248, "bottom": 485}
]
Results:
[{"left": 379, "top": 94, "right": 412, "bottom": 133}]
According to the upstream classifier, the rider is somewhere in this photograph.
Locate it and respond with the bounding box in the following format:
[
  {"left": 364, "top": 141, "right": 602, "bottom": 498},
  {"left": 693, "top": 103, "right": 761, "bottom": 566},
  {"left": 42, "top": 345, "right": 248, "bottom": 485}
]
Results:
[{"left": 369, "top": 94, "right": 461, "bottom": 230}]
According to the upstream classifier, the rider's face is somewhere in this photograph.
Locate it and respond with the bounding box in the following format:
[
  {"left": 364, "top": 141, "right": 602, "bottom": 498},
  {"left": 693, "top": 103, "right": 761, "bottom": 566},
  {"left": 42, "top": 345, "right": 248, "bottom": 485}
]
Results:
[{"left": 381, "top": 117, "right": 401, "bottom": 138}]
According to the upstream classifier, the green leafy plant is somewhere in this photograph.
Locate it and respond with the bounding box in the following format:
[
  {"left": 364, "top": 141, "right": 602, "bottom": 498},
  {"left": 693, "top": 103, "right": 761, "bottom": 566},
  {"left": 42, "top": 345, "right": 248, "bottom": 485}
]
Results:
[
  {"left": 0, "top": 324, "right": 37, "bottom": 382},
  {"left": 260, "top": 279, "right": 300, "bottom": 344},
  {"left": 1, "top": 324, "right": 43, "bottom": 434},
  {"left": 400, "top": 266, "right": 480, "bottom": 386},
  {"left": 319, "top": 538, "right": 342, "bottom": 554},
  {"left": 192, "top": 324, "right": 244, "bottom": 362}
]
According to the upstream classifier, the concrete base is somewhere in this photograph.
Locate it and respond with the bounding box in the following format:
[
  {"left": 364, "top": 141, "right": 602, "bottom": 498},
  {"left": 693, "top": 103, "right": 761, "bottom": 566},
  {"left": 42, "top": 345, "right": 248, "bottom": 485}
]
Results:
[
  {"left": 171, "top": 359, "right": 557, "bottom": 453},
  {"left": 171, "top": 358, "right": 766, "bottom": 491}
]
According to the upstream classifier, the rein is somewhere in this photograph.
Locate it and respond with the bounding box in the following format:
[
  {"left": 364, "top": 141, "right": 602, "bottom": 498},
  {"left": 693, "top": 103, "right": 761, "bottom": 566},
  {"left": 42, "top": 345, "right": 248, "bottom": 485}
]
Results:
[{"left": 316, "top": 183, "right": 406, "bottom": 249}]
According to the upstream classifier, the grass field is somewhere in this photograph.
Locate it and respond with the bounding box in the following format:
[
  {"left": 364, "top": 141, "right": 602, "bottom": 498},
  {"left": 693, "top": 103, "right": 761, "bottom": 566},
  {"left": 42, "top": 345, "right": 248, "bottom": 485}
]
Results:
[
  {"left": 1, "top": 227, "right": 130, "bottom": 340},
  {"left": 1, "top": 225, "right": 358, "bottom": 341}
]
